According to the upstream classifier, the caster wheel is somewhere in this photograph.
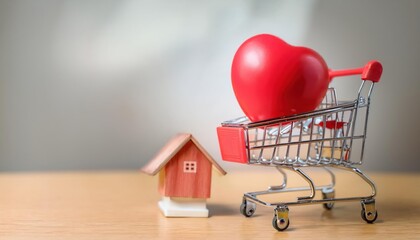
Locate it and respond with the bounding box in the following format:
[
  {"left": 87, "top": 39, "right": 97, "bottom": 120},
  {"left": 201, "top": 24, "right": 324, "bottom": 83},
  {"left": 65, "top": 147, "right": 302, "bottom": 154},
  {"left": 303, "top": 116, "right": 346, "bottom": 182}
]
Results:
[
  {"left": 272, "top": 206, "right": 290, "bottom": 231},
  {"left": 272, "top": 214, "right": 290, "bottom": 231},
  {"left": 361, "top": 199, "right": 377, "bottom": 223},
  {"left": 323, "top": 202, "right": 335, "bottom": 210},
  {"left": 361, "top": 209, "right": 378, "bottom": 223},
  {"left": 322, "top": 188, "right": 335, "bottom": 210},
  {"left": 240, "top": 201, "right": 256, "bottom": 217}
]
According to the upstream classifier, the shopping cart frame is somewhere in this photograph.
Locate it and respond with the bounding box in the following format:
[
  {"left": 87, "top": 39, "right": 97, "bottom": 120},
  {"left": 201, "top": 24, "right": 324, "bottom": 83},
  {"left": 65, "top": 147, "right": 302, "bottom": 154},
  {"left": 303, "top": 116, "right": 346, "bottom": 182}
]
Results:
[{"left": 217, "top": 61, "right": 382, "bottom": 231}]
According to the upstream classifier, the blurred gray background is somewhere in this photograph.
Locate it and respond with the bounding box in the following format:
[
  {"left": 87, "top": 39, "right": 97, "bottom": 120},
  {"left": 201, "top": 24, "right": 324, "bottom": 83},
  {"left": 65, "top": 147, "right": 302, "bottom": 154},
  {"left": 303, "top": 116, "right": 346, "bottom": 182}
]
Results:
[{"left": 0, "top": 0, "right": 419, "bottom": 172}]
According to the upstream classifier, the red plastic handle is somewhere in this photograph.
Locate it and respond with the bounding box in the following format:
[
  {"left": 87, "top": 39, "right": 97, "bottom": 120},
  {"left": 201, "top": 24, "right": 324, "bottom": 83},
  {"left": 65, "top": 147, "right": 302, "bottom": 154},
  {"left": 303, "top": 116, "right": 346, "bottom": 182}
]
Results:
[{"left": 329, "top": 60, "right": 383, "bottom": 83}]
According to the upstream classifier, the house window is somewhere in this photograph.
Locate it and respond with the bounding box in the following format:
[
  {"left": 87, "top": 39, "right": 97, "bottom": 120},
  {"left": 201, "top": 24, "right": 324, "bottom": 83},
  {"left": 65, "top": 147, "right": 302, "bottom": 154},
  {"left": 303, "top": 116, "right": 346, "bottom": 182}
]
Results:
[{"left": 183, "top": 161, "right": 197, "bottom": 173}]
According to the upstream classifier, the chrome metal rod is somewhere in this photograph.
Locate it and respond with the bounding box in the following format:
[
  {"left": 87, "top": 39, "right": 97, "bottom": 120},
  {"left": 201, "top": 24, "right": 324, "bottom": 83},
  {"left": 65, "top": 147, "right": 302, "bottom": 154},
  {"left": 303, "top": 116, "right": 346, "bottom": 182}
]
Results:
[
  {"left": 293, "top": 167, "right": 316, "bottom": 200},
  {"left": 249, "top": 135, "right": 365, "bottom": 150},
  {"left": 244, "top": 102, "right": 357, "bottom": 128},
  {"left": 268, "top": 167, "right": 288, "bottom": 190},
  {"left": 322, "top": 167, "right": 336, "bottom": 189}
]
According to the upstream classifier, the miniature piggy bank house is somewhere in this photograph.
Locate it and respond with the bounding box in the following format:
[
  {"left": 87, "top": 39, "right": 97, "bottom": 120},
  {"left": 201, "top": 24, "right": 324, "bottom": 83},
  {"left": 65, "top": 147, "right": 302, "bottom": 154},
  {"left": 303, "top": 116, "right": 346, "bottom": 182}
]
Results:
[{"left": 141, "top": 133, "right": 226, "bottom": 217}]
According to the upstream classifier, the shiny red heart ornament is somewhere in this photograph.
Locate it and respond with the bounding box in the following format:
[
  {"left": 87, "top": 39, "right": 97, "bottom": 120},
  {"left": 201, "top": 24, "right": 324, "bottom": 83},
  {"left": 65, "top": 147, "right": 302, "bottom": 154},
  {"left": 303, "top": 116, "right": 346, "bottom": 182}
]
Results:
[{"left": 231, "top": 34, "right": 330, "bottom": 122}]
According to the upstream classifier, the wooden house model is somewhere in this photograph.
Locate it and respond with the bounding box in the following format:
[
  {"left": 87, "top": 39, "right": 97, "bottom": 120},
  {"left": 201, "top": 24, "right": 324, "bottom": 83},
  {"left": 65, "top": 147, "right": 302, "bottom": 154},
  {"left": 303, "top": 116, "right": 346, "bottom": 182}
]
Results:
[{"left": 141, "top": 133, "right": 226, "bottom": 217}]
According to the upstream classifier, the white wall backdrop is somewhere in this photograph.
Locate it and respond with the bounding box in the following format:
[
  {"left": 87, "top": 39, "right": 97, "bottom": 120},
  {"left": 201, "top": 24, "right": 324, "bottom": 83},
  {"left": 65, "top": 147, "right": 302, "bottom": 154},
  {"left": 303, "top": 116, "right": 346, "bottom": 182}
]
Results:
[{"left": 0, "top": 0, "right": 419, "bottom": 171}]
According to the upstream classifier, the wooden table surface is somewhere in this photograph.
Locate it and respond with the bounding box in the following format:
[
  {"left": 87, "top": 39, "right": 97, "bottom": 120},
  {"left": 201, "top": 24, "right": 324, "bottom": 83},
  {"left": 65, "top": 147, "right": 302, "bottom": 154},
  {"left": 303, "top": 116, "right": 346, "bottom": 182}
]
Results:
[{"left": 0, "top": 168, "right": 419, "bottom": 239}]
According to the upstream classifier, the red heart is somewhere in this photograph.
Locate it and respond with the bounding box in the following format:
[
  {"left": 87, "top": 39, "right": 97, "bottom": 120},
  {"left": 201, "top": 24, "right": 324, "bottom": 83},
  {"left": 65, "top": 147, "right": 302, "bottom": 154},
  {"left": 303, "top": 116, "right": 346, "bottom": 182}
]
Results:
[{"left": 231, "top": 34, "right": 330, "bottom": 122}]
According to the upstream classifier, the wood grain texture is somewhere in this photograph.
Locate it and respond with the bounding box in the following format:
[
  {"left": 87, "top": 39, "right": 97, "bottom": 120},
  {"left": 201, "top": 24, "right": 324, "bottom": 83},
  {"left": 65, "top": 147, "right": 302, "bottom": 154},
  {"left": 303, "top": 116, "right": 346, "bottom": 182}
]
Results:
[
  {"left": 0, "top": 170, "right": 419, "bottom": 239},
  {"left": 160, "top": 141, "right": 212, "bottom": 198}
]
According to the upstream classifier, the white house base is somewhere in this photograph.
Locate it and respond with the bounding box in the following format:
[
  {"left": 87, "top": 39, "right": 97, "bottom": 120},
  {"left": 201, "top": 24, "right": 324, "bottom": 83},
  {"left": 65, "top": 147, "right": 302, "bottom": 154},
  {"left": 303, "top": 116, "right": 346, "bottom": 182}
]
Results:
[{"left": 158, "top": 197, "right": 209, "bottom": 218}]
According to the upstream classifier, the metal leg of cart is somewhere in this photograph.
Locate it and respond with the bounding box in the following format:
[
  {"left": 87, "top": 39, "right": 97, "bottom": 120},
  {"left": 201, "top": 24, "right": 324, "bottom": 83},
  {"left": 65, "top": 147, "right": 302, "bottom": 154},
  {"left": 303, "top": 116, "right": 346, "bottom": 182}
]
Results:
[
  {"left": 268, "top": 167, "right": 288, "bottom": 191},
  {"left": 348, "top": 167, "right": 378, "bottom": 223},
  {"left": 325, "top": 166, "right": 378, "bottom": 224},
  {"left": 239, "top": 166, "right": 378, "bottom": 231},
  {"left": 239, "top": 166, "right": 337, "bottom": 231}
]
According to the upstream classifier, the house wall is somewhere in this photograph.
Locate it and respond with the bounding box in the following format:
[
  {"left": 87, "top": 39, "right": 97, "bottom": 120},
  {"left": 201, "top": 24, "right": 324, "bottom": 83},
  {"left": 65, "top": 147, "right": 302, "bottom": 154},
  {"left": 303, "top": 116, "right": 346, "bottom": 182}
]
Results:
[{"left": 161, "top": 141, "right": 212, "bottom": 199}]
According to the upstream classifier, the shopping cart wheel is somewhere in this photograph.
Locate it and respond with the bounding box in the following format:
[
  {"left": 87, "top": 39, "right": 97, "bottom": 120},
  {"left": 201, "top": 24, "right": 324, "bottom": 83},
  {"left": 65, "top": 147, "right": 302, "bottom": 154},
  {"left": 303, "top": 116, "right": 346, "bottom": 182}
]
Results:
[
  {"left": 361, "top": 209, "right": 378, "bottom": 223},
  {"left": 240, "top": 201, "right": 256, "bottom": 217},
  {"left": 361, "top": 199, "right": 378, "bottom": 223},
  {"left": 272, "top": 206, "right": 290, "bottom": 231},
  {"left": 322, "top": 188, "right": 335, "bottom": 210},
  {"left": 323, "top": 202, "right": 335, "bottom": 210}
]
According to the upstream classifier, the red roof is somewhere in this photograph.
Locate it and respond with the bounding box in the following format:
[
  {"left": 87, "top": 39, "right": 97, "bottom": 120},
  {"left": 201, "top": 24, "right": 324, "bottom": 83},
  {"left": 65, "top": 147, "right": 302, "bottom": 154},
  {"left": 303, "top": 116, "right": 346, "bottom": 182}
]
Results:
[{"left": 141, "top": 133, "right": 227, "bottom": 176}]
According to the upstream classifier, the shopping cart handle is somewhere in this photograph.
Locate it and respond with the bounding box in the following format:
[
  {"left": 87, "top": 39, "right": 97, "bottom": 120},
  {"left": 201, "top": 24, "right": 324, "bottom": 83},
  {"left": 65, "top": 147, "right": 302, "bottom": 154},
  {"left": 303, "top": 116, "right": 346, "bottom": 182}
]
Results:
[
  {"left": 329, "top": 60, "right": 382, "bottom": 83},
  {"left": 361, "top": 60, "right": 382, "bottom": 82}
]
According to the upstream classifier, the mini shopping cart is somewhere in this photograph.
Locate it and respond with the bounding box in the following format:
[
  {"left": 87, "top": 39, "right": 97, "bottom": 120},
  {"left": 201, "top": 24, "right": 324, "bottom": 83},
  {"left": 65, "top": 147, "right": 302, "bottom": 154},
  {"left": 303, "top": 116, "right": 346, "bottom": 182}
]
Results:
[{"left": 217, "top": 60, "right": 383, "bottom": 231}]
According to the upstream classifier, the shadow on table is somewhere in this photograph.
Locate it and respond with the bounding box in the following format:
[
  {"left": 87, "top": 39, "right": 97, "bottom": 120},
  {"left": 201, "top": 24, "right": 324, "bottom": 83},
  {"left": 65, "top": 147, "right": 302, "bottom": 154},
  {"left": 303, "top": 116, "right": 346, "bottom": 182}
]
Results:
[{"left": 207, "top": 203, "right": 238, "bottom": 217}]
